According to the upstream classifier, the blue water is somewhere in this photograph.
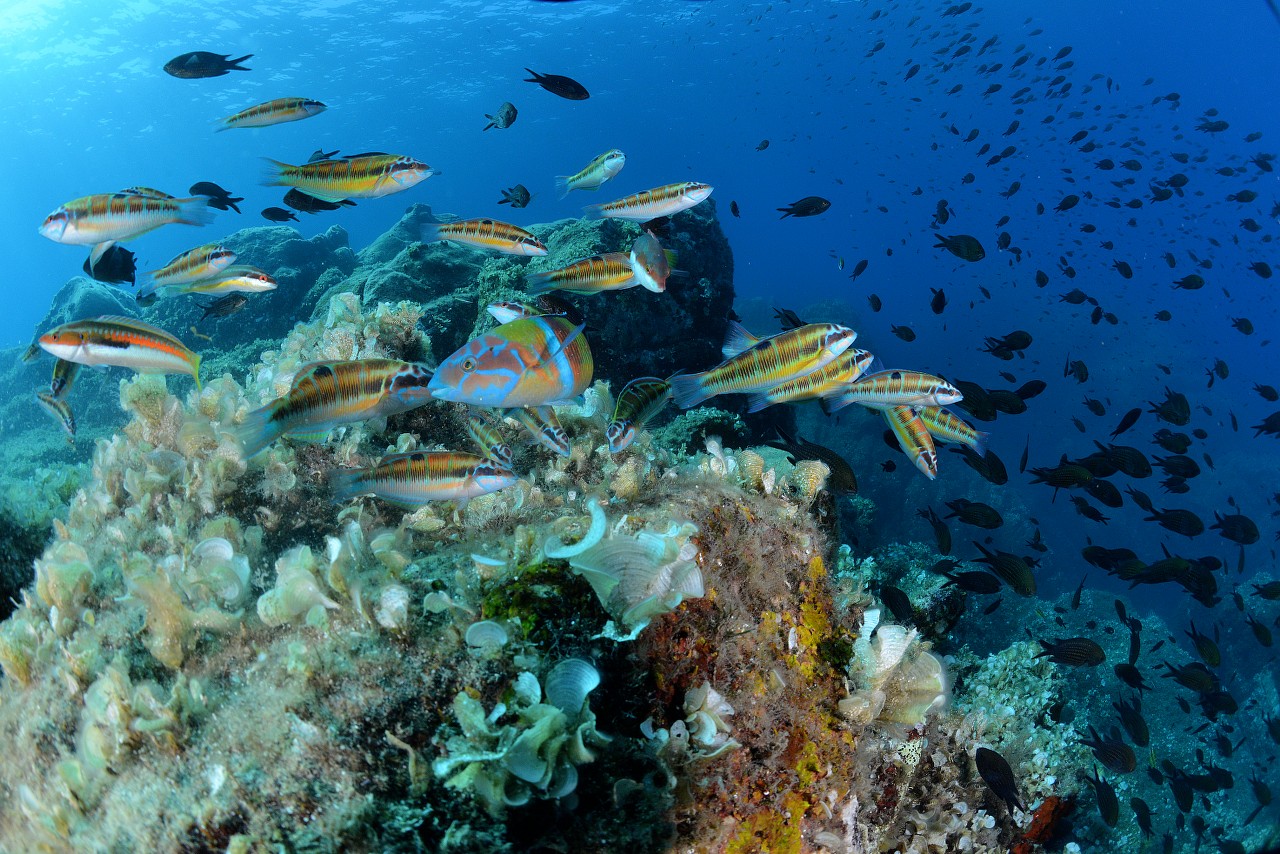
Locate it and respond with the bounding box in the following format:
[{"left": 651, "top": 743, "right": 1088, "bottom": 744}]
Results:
[{"left": 5, "top": 0, "right": 1280, "bottom": 848}]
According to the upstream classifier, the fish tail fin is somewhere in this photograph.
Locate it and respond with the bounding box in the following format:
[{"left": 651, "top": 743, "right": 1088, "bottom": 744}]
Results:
[
  {"left": 668, "top": 372, "right": 711, "bottom": 409},
  {"left": 554, "top": 176, "right": 570, "bottom": 200},
  {"left": 190, "top": 353, "right": 202, "bottom": 392},
  {"left": 228, "top": 54, "right": 253, "bottom": 71},
  {"left": 482, "top": 118, "right": 495, "bottom": 132},
  {"left": 971, "top": 431, "right": 990, "bottom": 457},
  {"left": 523, "top": 68, "right": 542, "bottom": 83},
  {"left": 327, "top": 467, "right": 367, "bottom": 504},
  {"left": 581, "top": 203, "right": 605, "bottom": 220},
  {"left": 524, "top": 269, "right": 555, "bottom": 296},
  {"left": 228, "top": 400, "right": 285, "bottom": 459},
  {"left": 259, "top": 158, "right": 295, "bottom": 188},
  {"left": 174, "top": 196, "right": 216, "bottom": 227},
  {"left": 420, "top": 222, "right": 442, "bottom": 244}
]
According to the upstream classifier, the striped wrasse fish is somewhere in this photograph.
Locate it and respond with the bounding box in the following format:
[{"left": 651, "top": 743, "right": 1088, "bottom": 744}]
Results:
[
  {"left": 217, "top": 97, "right": 326, "bottom": 131},
  {"left": 35, "top": 391, "right": 75, "bottom": 443},
  {"left": 39, "top": 193, "right": 215, "bottom": 245},
  {"left": 330, "top": 451, "right": 516, "bottom": 509},
  {"left": 607, "top": 376, "right": 672, "bottom": 453},
  {"left": 670, "top": 321, "right": 856, "bottom": 409},
  {"left": 164, "top": 266, "right": 277, "bottom": 296},
  {"left": 465, "top": 409, "right": 514, "bottom": 466},
  {"left": 628, "top": 232, "right": 676, "bottom": 293},
  {"left": 429, "top": 315, "right": 593, "bottom": 408},
  {"left": 232, "top": 359, "right": 433, "bottom": 457},
  {"left": 507, "top": 405, "right": 571, "bottom": 457},
  {"left": 50, "top": 358, "right": 81, "bottom": 399},
  {"left": 883, "top": 405, "right": 938, "bottom": 480},
  {"left": 555, "top": 148, "right": 626, "bottom": 198},
  {"left": 261, "top": 152, "right": 434, "bottom": 202},
  {"left": 824, "top": 369, "right": 963, "bottom": 411},
  {"left": 421, "top": 218, "right": 547, "bottom": 257},
  {"left": 918, "top": 406, "right": 989, "bottom": 456},
  {"left": 147, "top": 243, "right": 237, "bottom": 288},
  {"left": 38, "top": 315, "right": 201, "bottom": 389},
  {"left": 745, "top": 348, "right": 874, "bottom": 412},
  {"left": 584, "top": 181, "right": 713, "bottom": 221},
  {"left": 526, "top": 253, "right": 636, "bottom": 295}
]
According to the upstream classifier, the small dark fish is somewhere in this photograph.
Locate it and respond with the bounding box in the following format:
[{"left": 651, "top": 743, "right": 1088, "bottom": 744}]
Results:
[
  {"left": 1082, "top": 725, "right": 1137, "bottom": 773},
  {"left": 982, "top": 598, "right": 1003, "bottom": 615},
  {"left": 929, "top": 287, "right": 947, "bottom": 314},
  {"left": 1114, "top": 662, "right": 1151, "bottom": 692},
  {"left": 777, "top": 196, "right": 831, "bottom": 218},
  {"left": 1036, "top": 636, "right": 1105, "bottom": 666},
  {"left": 917, "top": 506, "right": 952, "bottom": 555},
  {"left": 755, "top": 139, "right": 770, "bottom": 151},
  {"left": 730, "top": 200, "right": 740, "bottom": 218},
  {"left": 880, "top": 460, "right": 896, "bottom": 472},
  {"left": 1056, "top": 194, "right": 1080, "bottom": 212},
  {"left": 483, "top": 101, "right": 517, "bottom": 131},
  {"left": 1015, "top": 380, "right": 1046, "bottom": 400},
  {"left": 934, "top": 233, "right": 985, "bottom": 262},
  {"left": 943, "top": 498, "right": 1003, "bottom": 529},
  {"left": 198, "top": 293, "right": 249, "bottom": 321},
  {"left": 1114, "top": 694, "right": 1150, "bottom": 747},
  {"left": 880, "top": 585, "right": 914, "bottom": 623},
  {"left": 1130, "top": 797, "right": 1154, "bottom": 838},
  {"left": 261, "top": 206, "right": 299, "bottom": 223},
  {"left": 189, "top": 181, "right": 243, "bottom": 213},
  {"left": 164, "top": 51, "right": 253, "bottom": 79},
  {"left": 283, "top": 189, "right": 355, "bottom": 213},
  {"left": 764, "top": 426, "right": 857, "bottom": 494},
  {"left": 1071, "top": 575, "right": 1086, "bottom": 609},
  {"left": 523, "top": 68, "right": 589, "bottom": 100},
  {"left": 891, "top": 325, "right": 916, "bottom": 342},
  {"left": 848, "top": 259, "right": 869, "bottom": 281},
  {"left": 498, "top": 184, "right": 532, "bottom": 209},
  {"left": 867, "top": 294, "right": 882, "bottom": 312},
  {"left": 1231, "top": 317, "right": 1254, "bottom": 335},
  {"left": 82, "top": 241, "right": 137, "bottom": 285},
  {"left": 772, "top": 307, "right": 807, "bottom": 331},
  {"left": 1110, "top": 408, "right": 1141, "bottom": 438},
  {"left": 975, "top": 747, "right": 1024, "bottom": 812},
  {"left": 944, "top": 570, "right": 1002, "bottom": 595},
  {"left": 1144, "top": 507, "right": 1204, "bottom": 537},
  {"left": 1210, "top": 512, "right": 1258, "bottom": 544}
]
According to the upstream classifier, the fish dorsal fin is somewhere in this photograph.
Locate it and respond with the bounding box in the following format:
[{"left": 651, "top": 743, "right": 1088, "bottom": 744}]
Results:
[
  {"left": 721, "top": 320, "right": 761, "bottom": 358},
  {"left": 867, "top": 355, "right": 887, "bottom": 375},
  {"left": 93, "top": 315, "right": 185, "bottom": 348}
]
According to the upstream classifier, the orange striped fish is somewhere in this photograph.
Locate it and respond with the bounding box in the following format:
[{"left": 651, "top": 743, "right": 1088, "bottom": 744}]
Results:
[
  {"left": 918, "top": 406, "right": 989, "bottom": 456},
  {"left": 38, "top": 316, "right": 201, "bottom": 388},
  {"left": 146, "top": 243, "right": 237, "bottom": 288},
  {"left": 217, "top": 97, "right": 326, "bottom": 131},
  {"left": 584, "top": 181, "right": 713, "bottom": 221},
  {"left": 429, "top": 315, "right": 593, "bottom": 408},
  {"left": 330, "top": 451, "right": 516, "bottom": 509},
  {"left": 232, "top": 359, "right": 433, "bottom": 457},
  {"left": 465, "top": 409, "right": 514, "bottom": 466},
  {"left": 670, "top": 321, "right": 855, "bottom": 409},
  {"left": 39, "top": 193, "right": 214, "bottom": 245},
  {"left": 745, "top": 348, "right": 874, "bottom": 412},
  {"left": 50, "top": 358, "right": 81, "bottom": 399},
  {"left": 261, "top": 152, "right": 433, "bottom": 202},
  {"left": 526, "top": 253, "right": 635, "bottom": 295},
  {"left": 883, "top": 405, "right": 938, "bottom": 480},
  {"left": 165, "top": 266, "right": 276, "bottom": 296},
  {"left": 608, "top": 376, "right": 672, "bottom": 453},
  {"left": 824, "top": 369, "right": 963, "bottom": 411},
  {"left": 35, "top": 391, "right": 75, "bottom": 444},
  {"left": 421, "top": 218, "right": 547, "bottom": 256}
]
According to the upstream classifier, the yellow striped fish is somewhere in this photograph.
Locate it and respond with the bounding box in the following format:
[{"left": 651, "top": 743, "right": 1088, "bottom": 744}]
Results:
[
  {"left": 465, "top": 409, "right": 514, "bottom": 466},
  {"left": 824, "top": 369, "right": 963, "bottom": 411},
  {"left": 50, "top": 358, "right": 81, "bottom": 399},
  {"left": 147, "top": 243, "right": 237, "bottom": 288},
  {"left": 330, "top": 451, "right": 516, "bottom": 509},
  {"left": 35, "top": 391, "right": 75, "bottom": 444},
  {"left": 526, "top": 253, "right": 636, "bottom": 295},
  {"left": 669, "top": 321, "right": 855, "bottom": 409},
  {"left": 745, "top": 348, "right": 874, "bottom": 412},
  {"left": 261, "top": 152, "right": 434, "bottom": 202},
  {"left": 164, "top": 266, "right": 277, "bottom": 296},
  {"left": 421, "top": 218, "right": 547, "bottom": 256},
  {"left": 119, "top": 186, "right": 175, "bottom": 199},
  {"left": 883, "top": 405, "right": 938, "bottom": 480},
  {"left": 38, "top": 316, "right": 201, "bottom": 388},
  {"left": 918, "top": 406, "right": 989, "bottom": 456},
  {"left": 217, "top": 97, "right": 326, "bottom": 131},
  {"left": 584, "top": 182, "right": 713, "bottom": 221},
  {"left": 39, "top": 193, "right": 215, "bottom": 245},
  {"left": 555, "top": 148, "right": 626, "bottom": 198},
  {"left": 607, "top": 376, "right": 672, "bottom": 453},
  {"left": 232, "top": 359, "right": 433, "bottom": 457},
  {"left": 507, "top": 406, "right": 571, "bottom": 457}
]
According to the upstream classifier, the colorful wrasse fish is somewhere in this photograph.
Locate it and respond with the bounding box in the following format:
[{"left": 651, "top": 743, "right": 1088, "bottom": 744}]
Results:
[
  {"left": 261, "top": 153, "right": 433, "bottom": 203},
  {"left": 584, "top": 181, "right": 713, "bottom": 221},
  {"left": 429, "top": 315, "right": 593, "bottom": 408},
  {"left": 507, "top": 406, "right": 571, "bottom": 457},
  {"left": 555, "top": 148, "right": 626, "bottom": 199},
  {"left": 825, "top": 369, "right": 963, "bottom": 411},
  {"left": 669, "top": 321, "right": 856, "bottom": 409},
  {"left": 918, "top": 406, "right": 989, "bottom": 456},
  {"left": 608, "top": 376, "right": 672, "bottom": 453},
  {"left": 745, "top": 348, "right": 874, "bottom": 412},
  {"left": 217, "top": 97, "right": 326, "bottom": 131},
  {"left": 421, "top": 218, "right": 547, "bottom": 256},
  {"left": 50, "top": 358, "right": 81, "bottom": 399},
  {"left": 39, "top": 193, "right": 215, "bottom": 245},
  {"left": 146, "top": 243, "right": 237, "bottom": 289},
  {"left": 628, "top": 232, "right": 677, "bottom": 293},
  {"left": 35, "top": 391, "right": 75, "bottom": 443},
  {"left": 487, "top": 301, "right": 538, "bottom": 324},
  {"left": 232, "top": 359, "right": 433, "bottom": 457},
  {"left": 330, "top": 451, "right": 516, "bottom": 509},
  {"left": 164, "top": 266, "right": 277, "bottom": 296},
  {"left": 119, "top": 186, "right": 174, "bottom": 199},
  {"left": 38, "top": 316, "right": 201, "bottom": 389},
  {"left": 465, "top": 409, "right": 514, "bottom": 466},
  {"left": 883, "top": 405, "right": 938, "bottom": 480},
  {"left": 526, "top": 253, "right": 636, "bottom": 295}
]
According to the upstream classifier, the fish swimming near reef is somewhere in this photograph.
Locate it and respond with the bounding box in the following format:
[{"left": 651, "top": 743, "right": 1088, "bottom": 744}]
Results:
[
  {"left": 934, "top": 232, "right": 986, "bottom": 261},
  {"left": 507, "top": 406, "right": 571, "bottom": 457},
  {"left": 747, "top": 347, "right": 874, "bottom": 412},
  {"left": 523, "top": 68, "right": 589, "bottom": 100},
  {"left": 165, "top": 266, "right": 277, "bottom": 296},
  {"left": 763, "top": 425, "right": 859, "bottom": 494},
  {"left": 669, "top": 321, "right": 856, "bottom": 409},
  {"left": 261, "top": 152, "right": 434, "bottom": 202},
  {"left": 330, "top": 451, "right": 516, "bottom": 509},
  {"left": 917, "top": 406, "right": 988, "bottom": 455},
  {"left": 197, "top": 293, "right": 249, "bottom": 321},
  {"left": 881, "top": 404, "right": 938, "bottom": 480},
  {"left": 216, "top": 98, "right": 326, "bottom": 131},
  {"left": 143, "top": 242, "right": 236, "bottom": 292},
  {"left": 429, "top": 315, "right": 593, "bottom": 408},
  {"left": 628, "top": 232, "right": 677, "bottom": 293},
  {"left": 164, "top": 51, "right": 252, "bottom": 79},
  {"left": 189, "top": 182, "right": 244, "bottom": 213},
  {"left": 283, "top": 189, "right": 355, "bottom": 214},
  {"left": 975, "top": 747, "right": 1024, "bottom": 812},
  {"left": 555, "top": 149, "right": 626, "bottom": 199},
  {"left": 825, "top": 370, "right": 963, "bottom": 411},
  {"left": 526, "top": 253, "right": 636, "bottom": 296},
  {"left": 40, "top": 193, "right": 215, "bottom": 245},
  {"left": 498, "top": 184, "right": 532, "bottom": 208},
  {"left": 483, "top": 101, "right": 517, "bottom": 131},
  {"left": 464, "top": 409, "right": 514, "bottom": 466},
  {"left": 35, "top": 390, "right": 75, "bottom": 443},
  {"left": 584, "top": 182, "right": 713, "bottom": 221},
  {"left": 82, "top": 240, "right": 137, "bottom": 285},
  {"left": 261, "top": 207, "right": 299, "bottom": 222},
  {"left": 607, "top": 376, "right": 673, "bottom": 454},
  {"left": 38, "top": 316, "right": 202, "bottom": 389},
  {"left": 232, "top": 359, "right": 433, "bottom": 457},
  {"left": 421, "top": 218, "right": 547, "bottom": 256}
]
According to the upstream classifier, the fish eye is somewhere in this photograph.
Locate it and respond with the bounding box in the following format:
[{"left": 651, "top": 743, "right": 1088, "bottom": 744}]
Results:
[{"left": 461, "top": 357, "right": 477, "bottom": 372}]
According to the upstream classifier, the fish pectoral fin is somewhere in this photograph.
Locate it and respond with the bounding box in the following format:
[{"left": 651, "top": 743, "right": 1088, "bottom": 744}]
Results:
[
  {"left": 298, "top": 189, "right": 348, "bottom": 203},
  {"left": 532, "top": 323, "right": 587, "bottom": 368}
]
